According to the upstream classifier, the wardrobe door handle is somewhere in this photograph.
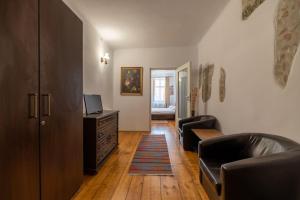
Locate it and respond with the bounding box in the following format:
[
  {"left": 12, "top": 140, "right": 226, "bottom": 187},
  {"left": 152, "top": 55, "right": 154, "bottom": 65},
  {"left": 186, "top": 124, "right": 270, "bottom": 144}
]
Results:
[
  {"left": 42, "top": 94, "right": 51, "bottom": 117},
  {"left": 29, "top": 93, "right": 38, "bottom": 119}
]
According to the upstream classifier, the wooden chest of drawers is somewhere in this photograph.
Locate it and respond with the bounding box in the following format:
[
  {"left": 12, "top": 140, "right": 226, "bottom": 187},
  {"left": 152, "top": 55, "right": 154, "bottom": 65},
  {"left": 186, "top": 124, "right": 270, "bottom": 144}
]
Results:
[{"left": 83, "top": 110, "right": 119, "bottom": 174}]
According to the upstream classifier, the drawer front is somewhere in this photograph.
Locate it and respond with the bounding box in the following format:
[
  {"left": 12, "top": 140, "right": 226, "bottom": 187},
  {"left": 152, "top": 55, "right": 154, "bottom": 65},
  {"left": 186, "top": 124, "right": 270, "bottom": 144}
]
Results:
[
  {"left": 96, "top": 131, "right": 106, "bottom": 163},
  {"left": 96, "top": 134, "right": 117, "bottom": 164},
  {"left": 96, "top": 114, "right": 118, "bottom": 165},
  {"left": 97, "top": 114, "right": 117, "bottom": 130}
]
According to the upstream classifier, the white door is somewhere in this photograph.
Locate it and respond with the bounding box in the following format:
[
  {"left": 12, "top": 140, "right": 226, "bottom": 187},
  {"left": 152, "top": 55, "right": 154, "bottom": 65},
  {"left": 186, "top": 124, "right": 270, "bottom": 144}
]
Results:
[{"left": 176, "top": 62, "right": 191, "bottom": 125}]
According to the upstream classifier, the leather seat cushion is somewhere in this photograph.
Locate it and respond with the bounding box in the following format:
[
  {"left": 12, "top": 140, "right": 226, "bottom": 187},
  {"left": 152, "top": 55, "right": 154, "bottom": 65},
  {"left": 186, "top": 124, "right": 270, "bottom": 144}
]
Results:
[{"left": 200, "top": 158, "right": 225, "bottom": 195}]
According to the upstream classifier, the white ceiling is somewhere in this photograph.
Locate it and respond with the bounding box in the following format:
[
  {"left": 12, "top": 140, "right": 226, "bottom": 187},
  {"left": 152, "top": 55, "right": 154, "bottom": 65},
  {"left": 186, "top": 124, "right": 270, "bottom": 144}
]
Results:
[{"left": 67, "top": 0, "right": 229, "bottom": 49}]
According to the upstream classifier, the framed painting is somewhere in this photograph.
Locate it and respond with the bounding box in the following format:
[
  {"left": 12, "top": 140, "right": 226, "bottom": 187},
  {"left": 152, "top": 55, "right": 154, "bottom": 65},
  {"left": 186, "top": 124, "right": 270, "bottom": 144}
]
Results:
[{"left": 120, "top": 67, "right": 143, "bottom": 96}]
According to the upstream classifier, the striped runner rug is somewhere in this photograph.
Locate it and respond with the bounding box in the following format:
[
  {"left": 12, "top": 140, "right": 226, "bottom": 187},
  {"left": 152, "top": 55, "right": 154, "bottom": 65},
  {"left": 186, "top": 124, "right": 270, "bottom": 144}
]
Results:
[{"left": 129, "top": 134, "right": 173, "bottom": 175}]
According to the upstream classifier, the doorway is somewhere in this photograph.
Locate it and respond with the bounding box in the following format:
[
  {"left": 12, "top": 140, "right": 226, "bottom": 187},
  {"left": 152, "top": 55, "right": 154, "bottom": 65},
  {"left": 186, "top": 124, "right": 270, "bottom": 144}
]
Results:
[{"left": 150, "top": 69, "right": 176, "bottom": 125}]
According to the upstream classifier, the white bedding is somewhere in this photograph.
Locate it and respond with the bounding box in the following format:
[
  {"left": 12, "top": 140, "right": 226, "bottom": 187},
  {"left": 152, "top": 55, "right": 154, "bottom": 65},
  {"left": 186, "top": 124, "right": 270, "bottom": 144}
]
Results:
[{"left": 151, "top": 106, "right": 175, "bottom": 115}]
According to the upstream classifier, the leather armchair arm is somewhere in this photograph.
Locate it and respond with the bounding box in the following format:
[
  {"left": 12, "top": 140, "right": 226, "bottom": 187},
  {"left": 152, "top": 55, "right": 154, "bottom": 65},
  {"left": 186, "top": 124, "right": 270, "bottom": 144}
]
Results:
[
  {"left": 182, "top": 119, "right": 216, "bottom": 133},
  {"left": 198, "top": 133, "right": 250, "bottom": 160},
  {"left": 221, "top": 151, "right": 300, "bottom": 200},
  {"left": 178, "top": 116, "right": 202, "bottom": 129}
]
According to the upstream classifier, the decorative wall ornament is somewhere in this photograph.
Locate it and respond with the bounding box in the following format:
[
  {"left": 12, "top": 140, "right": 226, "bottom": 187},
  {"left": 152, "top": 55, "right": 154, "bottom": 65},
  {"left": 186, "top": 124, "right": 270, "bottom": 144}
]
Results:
[
  {"left": 219, "top": 68, "right": 226, "bottom": 102},
  {"left": 120, "top": 67, "right": 143, "bottom": 96},
  {"left": 198, "top": 64, "right": 203, "bottom": 90},
  {"left": 242, "top": 0, "right": 265, "bottom": 20},
  {"left": 274, "top": 0, "right": 300, "bottom": 88},
  {"left": 191, "top": 88, "right": 198, "bottom": 116},
  {"left": 202, "top": 64, "right": 214, "bottom": 103}
]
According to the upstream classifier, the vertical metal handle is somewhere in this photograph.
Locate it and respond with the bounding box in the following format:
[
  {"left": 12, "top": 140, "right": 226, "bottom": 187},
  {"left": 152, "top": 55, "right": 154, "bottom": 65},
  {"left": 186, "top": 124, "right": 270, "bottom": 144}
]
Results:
[
  {"left": 42, "top": 94, "right": 51, "bottom": 117},
  {"left": 29, "top": 93, "right": 38, "bottom": 119}
]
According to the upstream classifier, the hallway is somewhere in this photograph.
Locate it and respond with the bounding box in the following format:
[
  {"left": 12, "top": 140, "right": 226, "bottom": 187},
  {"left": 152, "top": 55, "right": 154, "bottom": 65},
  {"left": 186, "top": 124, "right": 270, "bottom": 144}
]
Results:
[{"left": 73, "top": 121, "right": 209, "bottom": 200}]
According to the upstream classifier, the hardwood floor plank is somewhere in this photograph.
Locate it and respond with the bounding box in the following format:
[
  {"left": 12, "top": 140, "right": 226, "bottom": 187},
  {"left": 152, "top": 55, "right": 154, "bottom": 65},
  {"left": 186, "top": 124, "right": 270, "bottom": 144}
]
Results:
[
  {"left": 125, "top": 176, "right": 144, "bottom": 200},
  {"left": 73, "top": 133, "right": 141, "bottom": 200},
  {"left": 110, "top": 174, "right": 132, "bottom": 200},
  {"left": 72, "top": 152, "right": 123, "bottom": 200},
  {"left": 111, "top": 133, "right": 143, "bottom": 200},
  {"left": 174, "top": 164, "right": 203, "bottom": 200},
  {"left": 141, "top": 176, "right": 162, "bottom": 200},
  {"left": 173, "top": 136, "right": 209, "bottom": 200},
  {"left": 161, "top": 176, "right": 182, "bottom": 200},
  {"left": 92, "top": 133, "right": 142, "bottom": 200}
]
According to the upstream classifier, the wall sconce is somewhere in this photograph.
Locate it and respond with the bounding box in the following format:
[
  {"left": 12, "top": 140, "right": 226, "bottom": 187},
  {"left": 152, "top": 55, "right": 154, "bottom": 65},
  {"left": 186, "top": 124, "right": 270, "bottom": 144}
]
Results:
[{"left": 101, "top": 53, "right": 110, "bottom": 64}]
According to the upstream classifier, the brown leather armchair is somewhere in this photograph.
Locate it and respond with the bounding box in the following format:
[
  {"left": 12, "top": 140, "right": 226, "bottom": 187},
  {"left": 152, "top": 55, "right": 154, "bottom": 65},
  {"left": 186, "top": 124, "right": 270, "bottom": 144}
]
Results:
[
  {"left": 178, "top": 115, "right": 217, "bottom": 151},
  {"left": 198, "top": 133, "right": 300, "bottom": 200}
]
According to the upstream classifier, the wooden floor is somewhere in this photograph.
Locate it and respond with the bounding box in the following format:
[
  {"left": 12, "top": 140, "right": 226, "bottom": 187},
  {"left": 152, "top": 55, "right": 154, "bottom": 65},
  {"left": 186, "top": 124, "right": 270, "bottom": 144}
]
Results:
[{"left": 72, "top": 121, "right": 209, "bottom": 200}]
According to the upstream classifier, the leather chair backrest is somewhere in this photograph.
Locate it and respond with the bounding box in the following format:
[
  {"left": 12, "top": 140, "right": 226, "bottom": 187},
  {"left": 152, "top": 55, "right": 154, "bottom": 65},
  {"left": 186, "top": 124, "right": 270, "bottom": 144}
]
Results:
[
  {"left": 242, "top": 134, "right": 300, "bottom": 158},
  {"left": 200, "top": 116, "right": 216, "bottom": 127},
  {"left": 200, "top": 115, "right": 215, "bottom": 121}
]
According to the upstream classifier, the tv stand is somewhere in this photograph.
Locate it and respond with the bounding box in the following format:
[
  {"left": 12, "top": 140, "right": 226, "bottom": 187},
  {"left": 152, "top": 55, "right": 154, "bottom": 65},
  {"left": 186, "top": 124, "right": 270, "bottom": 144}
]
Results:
[{"left": 83, "top": 110, "right": 119, "bottom": 174}]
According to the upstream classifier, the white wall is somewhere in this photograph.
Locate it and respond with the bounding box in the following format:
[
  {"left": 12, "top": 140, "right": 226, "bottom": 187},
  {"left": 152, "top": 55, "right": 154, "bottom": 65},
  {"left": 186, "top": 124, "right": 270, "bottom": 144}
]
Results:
[
  {"left": 197, "top": 0, "right": 300, "bottom": 142},
  {"left": 113, "top": 46, "right": 198, "bottom": 131},
  {"left": 83, "top": 24, "right": 113, "bottom": 110},
  {"left": 63, "top": 0, "right": 113, "bottom": 110}
]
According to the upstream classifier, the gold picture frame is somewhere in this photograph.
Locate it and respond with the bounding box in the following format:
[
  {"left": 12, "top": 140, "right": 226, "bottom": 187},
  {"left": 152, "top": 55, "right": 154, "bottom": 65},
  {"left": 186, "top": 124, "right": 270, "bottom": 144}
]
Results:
[{"left": 120, "top": 67, "right": 143, "bottom": 96}]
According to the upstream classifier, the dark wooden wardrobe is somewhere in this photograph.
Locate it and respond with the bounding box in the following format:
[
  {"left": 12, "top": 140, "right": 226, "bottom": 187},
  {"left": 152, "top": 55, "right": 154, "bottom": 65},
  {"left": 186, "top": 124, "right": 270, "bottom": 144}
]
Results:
[{"left": 0, "top": 0, "right": 83, "bottom": 199}]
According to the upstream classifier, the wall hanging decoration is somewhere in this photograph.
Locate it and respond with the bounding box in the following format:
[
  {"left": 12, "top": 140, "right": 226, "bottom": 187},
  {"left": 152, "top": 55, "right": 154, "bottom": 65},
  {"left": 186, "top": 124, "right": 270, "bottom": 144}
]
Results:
[
  {"left": 202, "top": 64, "right": 214, "bottom": 103},
  {"left": 191, "top": 88, "right": 198, "bottom": 117},
  {"left": 274, "top": 0, "right": 300, "bottom": 88},
  {"left": 198, "top": 64, "right": 203, "bottom": 90},
  {"left": 120, "top": 67, "right": 143, "bottom": 96},
  {"left": 219, "top": 68, "right": 226, "bottom": 102},
  {"left": 242, "top": 0, "right": 265, "bottom": 20}
]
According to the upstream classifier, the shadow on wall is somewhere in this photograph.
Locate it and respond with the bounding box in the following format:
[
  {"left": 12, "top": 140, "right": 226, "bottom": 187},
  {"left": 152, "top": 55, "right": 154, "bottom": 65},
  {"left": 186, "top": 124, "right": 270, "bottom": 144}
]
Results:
[{"left": 215, "top": 119, "right": 222, "bottom": 132}]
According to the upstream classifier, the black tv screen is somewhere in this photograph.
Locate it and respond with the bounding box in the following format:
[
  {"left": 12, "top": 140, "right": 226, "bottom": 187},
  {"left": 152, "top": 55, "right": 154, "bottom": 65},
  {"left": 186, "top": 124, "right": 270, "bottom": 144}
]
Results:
[{"left": 84, "top": 95, "right": 103, "bottom": 115}]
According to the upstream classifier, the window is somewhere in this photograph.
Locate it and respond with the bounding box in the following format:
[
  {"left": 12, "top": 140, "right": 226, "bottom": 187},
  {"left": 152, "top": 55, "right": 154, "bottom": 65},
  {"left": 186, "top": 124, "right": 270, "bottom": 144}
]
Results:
[{"left": 153, "top": 78, "right": 166, "bottom": 104}]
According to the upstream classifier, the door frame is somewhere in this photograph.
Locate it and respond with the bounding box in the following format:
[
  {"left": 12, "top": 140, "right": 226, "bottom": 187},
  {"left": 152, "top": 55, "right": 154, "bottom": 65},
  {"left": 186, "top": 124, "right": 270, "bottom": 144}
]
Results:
[
  {"left": 175, "top": 62, "right": 191, "bottom": 126},
  {"left": 149, "top": 68, "right": 176, "bottom": 130}
]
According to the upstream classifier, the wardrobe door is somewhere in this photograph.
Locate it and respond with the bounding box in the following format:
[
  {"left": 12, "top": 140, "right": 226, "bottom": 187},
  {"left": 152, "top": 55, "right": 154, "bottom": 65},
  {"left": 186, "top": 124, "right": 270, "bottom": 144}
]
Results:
[
  {"left": 39, "top": 0, "right": 83, "bottom": 199},
  {"left": 0, "top": 0, "right": 40, "bottom": 199}
]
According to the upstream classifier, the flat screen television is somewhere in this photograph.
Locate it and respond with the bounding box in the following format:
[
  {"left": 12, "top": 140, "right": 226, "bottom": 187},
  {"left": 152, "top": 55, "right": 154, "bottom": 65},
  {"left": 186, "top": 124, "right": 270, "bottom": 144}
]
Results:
[{"left": 84, "top": 94, "right": 103, "bottom": 115}]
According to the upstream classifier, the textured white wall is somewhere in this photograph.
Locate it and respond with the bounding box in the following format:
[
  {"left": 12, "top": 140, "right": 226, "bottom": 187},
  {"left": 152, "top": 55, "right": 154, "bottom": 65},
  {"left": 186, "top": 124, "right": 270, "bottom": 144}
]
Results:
[
  {"left": 197, "top": 0, "right": 300, "bottom": 142},
  {"left": 113, "top": 46, "right": 198, "bottom": 131},
  {"left": 83, "top": 24, "right": 113, "bottom": 110},
  {"left": 63, "top": 0, "right": 114, "bottom": 110}
]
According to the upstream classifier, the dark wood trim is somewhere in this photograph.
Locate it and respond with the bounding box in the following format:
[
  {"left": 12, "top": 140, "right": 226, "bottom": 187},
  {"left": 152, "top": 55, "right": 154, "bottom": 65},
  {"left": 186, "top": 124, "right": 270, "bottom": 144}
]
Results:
[{"left": 151, "top": 114, "right": 175, "bottom": 120}]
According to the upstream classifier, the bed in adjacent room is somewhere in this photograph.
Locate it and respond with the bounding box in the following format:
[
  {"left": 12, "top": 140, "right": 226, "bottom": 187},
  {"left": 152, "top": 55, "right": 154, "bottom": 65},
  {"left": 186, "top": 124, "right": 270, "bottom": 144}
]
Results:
[{"left": 151, "top": 106, "right": 176, "bottom": 120}]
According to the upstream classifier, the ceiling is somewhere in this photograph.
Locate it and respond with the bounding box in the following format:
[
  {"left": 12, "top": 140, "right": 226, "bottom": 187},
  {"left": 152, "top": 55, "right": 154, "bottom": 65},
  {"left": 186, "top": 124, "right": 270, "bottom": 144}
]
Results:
[{"left": 67, "top": 0, "right": 229, "bottom": 49}]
